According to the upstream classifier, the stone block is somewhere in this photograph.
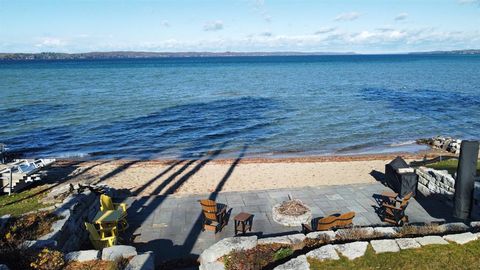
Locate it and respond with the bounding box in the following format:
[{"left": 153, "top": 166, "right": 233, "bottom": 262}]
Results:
[
  {"left": 438, "top": 222, "right": 469, "bottom": 233},
  {"left": 200, "top": 261, "right": 225, "bottom": 270},
  {"left": 334, "top": 242, "right": 368, "bottom": 260},
  {"left": 102, "top": 245, "right": 138, "bottom": 261},
  {"left": 0, "top": 215, "right": 10, "bottom": 232},
  {"left": 306, "top": 244, "right": 339, "bottom": 261},
  {"left": 65, "top": 250, "right": 100, "bottom": 262},
  {"left": 306, "top": 231, "right": 336, "bottom": 241},
  {"left": 415, "top": 236, "right": 449, "bottom": 246},
  {"left": 370, "top": 239, "right": 399, "bottom": 253},
  {"left": 273, "top": 255, "right": 309, "bottom": 270},
  {"left": 395, "top": 238, "right": 421, "bottom": 249},
  {"left": 258, "top": 234, "right": 305, "bottom": 249},
  {"left": 373, "top": 227, "right": 398, "bottom": 237},
  {"left": 443, "top": 232, "right": 478, "bottom": 245},
  {"left": 125, "top": 252, "right": 155, "bottom": 270},
  {"left": 199, "top": 236, "right": 257, "bottom": 265},
  {"left": 24, "top": 239, "right": 57, "bottom": 249}
]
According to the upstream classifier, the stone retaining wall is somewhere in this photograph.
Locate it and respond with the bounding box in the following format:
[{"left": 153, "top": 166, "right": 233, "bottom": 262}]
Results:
[
  {"left": 64, "top": 245, "right": 154, "bottom": 270},
  {"left": 199, "top": 222, "right": 480, "bottom": 270},
  {"left": 415, "top": 167, "right": 455, "bottom": 200},
  {"left": 26, "top": 187, "right": 100, "bottom": 252}
]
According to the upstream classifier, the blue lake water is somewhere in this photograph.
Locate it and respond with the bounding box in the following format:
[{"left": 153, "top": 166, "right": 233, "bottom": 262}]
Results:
[{"left": 1, "top": 55, "right": 479, "bottom": 160}]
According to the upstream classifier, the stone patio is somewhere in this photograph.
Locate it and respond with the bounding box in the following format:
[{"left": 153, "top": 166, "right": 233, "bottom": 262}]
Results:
[{"left": 123, "top": 182, "right": 444, "bottom": 265}]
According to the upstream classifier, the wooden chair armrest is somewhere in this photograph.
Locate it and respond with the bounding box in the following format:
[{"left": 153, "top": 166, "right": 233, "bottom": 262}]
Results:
[
  {"left": 114, "top": 203, "right": 127, "bottom": 212},
  {"left": 381, "top": 191, "right": 398, "bottom": 198},
  {"left": 382, "top": 203, "right": 402, "bottom": 211}
]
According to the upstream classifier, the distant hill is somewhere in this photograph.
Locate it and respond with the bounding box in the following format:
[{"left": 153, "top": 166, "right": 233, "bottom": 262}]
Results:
[
  {"left": 0, "top": 51, "right": 356, "bottom": 61},
  {"left": 1, "top": 49, "right": 479, "bottom": 61},
  {"left": 409, "top": 49, "right": 480, "bottom": 55}
]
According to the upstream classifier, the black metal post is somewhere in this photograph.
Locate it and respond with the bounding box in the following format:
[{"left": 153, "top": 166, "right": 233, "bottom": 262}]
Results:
[{"left": 453, "top": 140, "right": 479, "bottom": 220}]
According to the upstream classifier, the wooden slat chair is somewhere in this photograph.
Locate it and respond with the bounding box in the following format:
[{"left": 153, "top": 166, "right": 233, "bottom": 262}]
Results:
[
  {"left": 85, "top": 222, "right": 117, "bottom": 249},
  {"left": 199, "top": 199, "right": 228, "bottom": 233},
  {"left": 335, "top": 211, "right": 356, "bottom": 228},
  {"left": 381, "top": 191, "right": 413, "bottom": 206},
  {"left": 302, "top": 212, "right": 355, "bottom": 233},
  {"left": 381, "top": 193, "right": 412, "bottom": 226},
  {"left": 100, "top": 194, "right": 129, "bottom": 231}
]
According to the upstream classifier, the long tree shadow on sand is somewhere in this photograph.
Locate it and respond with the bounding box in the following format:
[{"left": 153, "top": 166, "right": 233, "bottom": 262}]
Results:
[
  {"left": 131, "top": 144, "right": 248, "bottom": 268},
  {"left": 122, "top": 98, "right": 281, "bottom": 266}
]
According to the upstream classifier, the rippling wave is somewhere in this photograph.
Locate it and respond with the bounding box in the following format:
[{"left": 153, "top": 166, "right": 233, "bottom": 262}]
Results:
[{"left": 1, "top": 55, "right": 479, "bottom": 159}]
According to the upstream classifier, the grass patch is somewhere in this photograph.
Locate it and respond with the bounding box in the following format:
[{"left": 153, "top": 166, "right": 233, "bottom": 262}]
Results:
[
  {"left": 308, "top": 240, "right": 480, "bottom": 270},
  {"left": 426, "top": 159, "right": 480, "bottom": 176},
  {"left": 0, "top": 185, "right": 52, "bottom": 216}
]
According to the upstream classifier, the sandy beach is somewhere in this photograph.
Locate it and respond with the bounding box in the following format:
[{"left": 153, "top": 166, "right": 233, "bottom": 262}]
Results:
[{"left": 47, "top": 152, "right": 443, "bottom": 196}]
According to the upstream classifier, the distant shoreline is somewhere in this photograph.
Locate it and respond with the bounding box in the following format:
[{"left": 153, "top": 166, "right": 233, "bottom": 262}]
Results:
[{"left": 1, "top": 49, "right": 479, "bottom": 61}]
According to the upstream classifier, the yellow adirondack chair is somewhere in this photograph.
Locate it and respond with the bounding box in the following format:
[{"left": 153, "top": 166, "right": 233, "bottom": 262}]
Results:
[
  {"left": 100, "top": 194, "right": 127, "bottom": 214},
  {"left": 99, "top": 194, "right": 129, "bottom": 231},
  {"left": 85, "top": 222, "right": 117, "bottom": 249}
]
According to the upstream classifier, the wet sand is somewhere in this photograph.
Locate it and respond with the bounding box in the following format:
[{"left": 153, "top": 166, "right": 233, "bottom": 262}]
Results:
[{"left": 47, "top": 151, "right": 447, "bottom": 196}]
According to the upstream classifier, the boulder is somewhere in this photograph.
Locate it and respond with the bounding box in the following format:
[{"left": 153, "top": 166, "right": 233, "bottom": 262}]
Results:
[
  {"left": 273, "top": 255, "right": 310, "bottom": 270},
  {"left": 414, "top": 236, "right": 449, "bottom": 246},
  {"left": 65, "top": 250, "right": 100, "bottom": 262},
  {"left": 443, "top": 232, "right": 478, "bottom": 245},
  {"left": 306, "top": 244, "right": 339, "bottom": 261},
  {"left": 334, "top": 242, "right": 368, "bottom": 260},
  {"left": 102, "top": 245, "right": 138, "bottom": 261},
  {"left": 125, "top": 252, "right": 155, "bottom": 270},
  {"left": 0, "top": 264, "right": 10, "bottom": 270},
  {"left": 199, "top": 236, "right": 257, "bottom": 265},
  {"left": 395, "top": 238, "right": 420, "bottom": 250}
]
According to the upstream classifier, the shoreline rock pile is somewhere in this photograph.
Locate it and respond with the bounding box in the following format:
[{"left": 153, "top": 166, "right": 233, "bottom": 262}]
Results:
[{"left": 417, "top": 136, "right": 462, "bottom": 154}]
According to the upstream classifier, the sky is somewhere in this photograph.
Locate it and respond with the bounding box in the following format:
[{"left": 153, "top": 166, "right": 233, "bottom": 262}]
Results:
[{"left": 0, "top": 0, "right": 479, "bottom": 53}]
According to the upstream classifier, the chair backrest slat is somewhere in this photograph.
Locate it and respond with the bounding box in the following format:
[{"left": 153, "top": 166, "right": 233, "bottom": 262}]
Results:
[
  {"left": 337, "top": 211, "right": 355, "bottom": 227},
  {"left": 199, "top": 199, "right": 218, "bottom": 222},
  {"left": 100, "top": 194, "right": 115, "bottom": 211}
]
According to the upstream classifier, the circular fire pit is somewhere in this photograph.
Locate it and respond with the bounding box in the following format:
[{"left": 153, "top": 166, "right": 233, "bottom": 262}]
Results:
[{"left": 272, "top": 199, "right": 312, "bottom": 227}]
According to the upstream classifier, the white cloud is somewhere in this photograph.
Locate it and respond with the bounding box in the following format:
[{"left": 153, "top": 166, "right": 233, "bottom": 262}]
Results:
[
  {"left": 11, "top": 27, "right": 479, "bottom": 54},
  {"left": 162, "top": 20, "right": 170, "bottom": 27},
  {"left": 35, "top": 37, "right": 68, "bottom": 48},
  {"left": 334, "top": 12, "right": 361, "bottom": 21},
  {"left": 394, "top": 12, "right": 408, "bottom": 21},
  {"left": 203, "top": 20, "right": 223, "bottom": 31},
  {"left": 314, "top": 27, "right": 337, "bottom": 35}
]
